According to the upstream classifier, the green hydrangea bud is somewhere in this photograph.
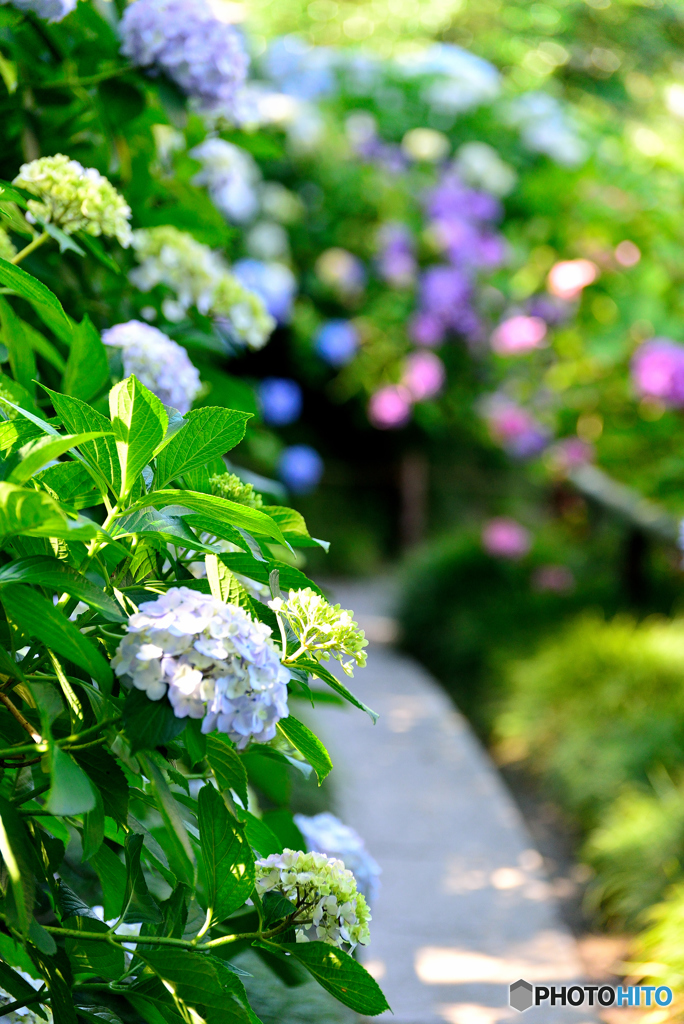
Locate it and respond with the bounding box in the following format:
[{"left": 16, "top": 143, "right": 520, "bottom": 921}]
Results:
[
  {"left": 209, "top": 472, "right": 263, "bottom": 508},
  {"left": 13, "top": 154, "right": 132, "bottom": 246},
  {"left": 270, "top": 588, "right": 368, "bottom": 676}
]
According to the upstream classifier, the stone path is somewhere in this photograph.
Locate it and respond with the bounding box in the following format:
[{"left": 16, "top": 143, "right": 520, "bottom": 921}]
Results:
[{"left": 314, "top": 579, "right": 599, "bottom": 1024}]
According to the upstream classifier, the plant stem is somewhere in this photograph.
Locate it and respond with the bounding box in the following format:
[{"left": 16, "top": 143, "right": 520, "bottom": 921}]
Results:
[
  {"left": 11, "top": 780, "right": 51, "bottom": 805},
  {"left": 11, "top": 230, "right": 49, "bottom": 265},
  {"left": 0, "top": 988, "right": 47, "bottom": 1014},
  {"left": 0, "top": 690, "right": 42, "bottom": 742}
]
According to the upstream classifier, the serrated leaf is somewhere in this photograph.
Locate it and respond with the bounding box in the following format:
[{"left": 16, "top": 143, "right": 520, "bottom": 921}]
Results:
[
  {"left": 136, "top": 949, "right": 251, "bottom": 1024},
  {"left": 0, "top": 555, "right": 125, "bottom": 622},
  {"left": 113, "top": 507, "right": 215, "bottom": 552},
  {"left": 261, "top": 507, "right": 328, "bottom": 550},
  {"left": 30, "top": 950, "right": 77, "bottom": 1024},
  {"left": 197, "top": 784, "right": 254, "bottom": 924},
  {"left": 140, "top": 754, "right": 195, "bottom": 887},
  {"left": 63, "top": 916, "right": 126, "bottom": 980},
  {"left": 0, "top": 961, "right": 45, "bottom": 1016},
  {"left": 36, "top": 461, "right": 101, "bottom": 510},
  {"left": 1, "top": 582, "right": 113, "bottom": 686},
  {"left": 217, "top": 553, "right": 323, "bottom": 597},
  {"left": 268, "top": 942, "right": 390, "bottom": 1016},
  {"left": 121, "top": 832, "right": 162, "bottom": 924},
  {"left": 125, "top": 491, "right": 289, "bottom": 549},
  {"left": 0, "top": 256, "right": 73, "bottom": 343},
  {"left": 296, "top": 659, "right": 378, "bottom": 723},
  {"left": 56, "top": 881, "right": 96, "bottom": 920},
  {"left": 45, "top": 745, "right": 96, "bottom": 815},
  {"left": 73, "top": 747, "right": 129, "bottom": 827},
  {"left": 89, "top": 842, "right": 127, "bottom": 921},
  {"left": 276, "top": 716, "right": 333, "bottom": 784},
  {"left": 8, "top": 430, "right": 112, "bottom": 485},
  {"left": 155, "top": 408, "right": 251, "bottom": 488},
  {"left": 43, "top": 387, "right": 120, "bottom": 494},
  {"left": 63, "top": 316, "right": 110, "bottom": 403},
  {"left": 241, "top": 810, "right": 282, "bottom": 857},
  {"left": 110, "top": 375, "right": 167, "bottom": 497},
  {"left": 122, "top": 688, "right": 187, "bottom": 753},
  {"left": 206, "top": 734, "right": 248, "bottom": 808}
]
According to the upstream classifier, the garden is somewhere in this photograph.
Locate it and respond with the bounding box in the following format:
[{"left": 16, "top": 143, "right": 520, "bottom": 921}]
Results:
[{"left": 2, "top": 0, "right": 684, "bottom": 1020}]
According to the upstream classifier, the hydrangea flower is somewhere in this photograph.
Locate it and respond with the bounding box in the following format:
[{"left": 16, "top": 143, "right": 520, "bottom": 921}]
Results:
[
  {"left": 13, "top": 155, "right": 132, "bottom": 246},
  {"left": 210, "top": 472, "right": 263, "bottom": 508},
  {"left": 376, "top": 223, "right": 417, "bottom": 288},
  {"left": 277, "top": 445, "right": 323, "bottom": 495},
  {"left": 101, "top": 320, "right": 201, "bottom": 414},
  {"left": 232, "top": 259, "right": 297, "bottom": 324},
  {"left": 112, "top": 587, "right": 289, "bottom": 748},
  {"left": 1, "top": 0, "right": 75, "bottom": 22},
  {"left": 399, "top": 43, "right": 500, "bottom": 114},
  {"left": 481, "top": 518, "right": 531, "bottom": 560},
  {"left": 119, "top": 0, "right": 248, "bottom": 116},
  {"left": 255, "top": 849, "right": 371, "bottom": 949},
  {"left": 402, "top": 351, "right": 445, "bottom": 401},
  {"left": 259, "top": 377, "right": 302, "bottom": 426},
  {"left": 294, "top": 812, "right": 381, "bottom": 904},
  {"left": 269, "top": 588, "right": 367, "bottom": 676},
  {"left": 314, "top": 320, "right": 359, "bottom": 367},
  {"left": 190, "top": 139, "right": 260, "bottom": 223},
  {"left": 547, "top": 259, "right": 597, "bottom": 300},
  {"left": 130, "top": 226, "right": 275, "bottom": 347},
  {"left": 315, "top": 248, "right": 365, "bottom": 296},
  {"left": 481, "top": 393, "right": 550, "bottom": 459},
  {"left": 368, "top": 385, "right": 413, "bottom": 430},
  {"left": 261, "top": 36, "right": 338, "bottom": 100},
  {"left": 0, "top": 226, "right": 16, "bottom": 262},
  {"left": 490, "top": 315, "right": 547, "bottom": 356},
  {"left": 631, "top": 338, "right": 684, "bottom": 408},
  {"left": 504, "top": 93, "right": 588, "bottom": 168}
]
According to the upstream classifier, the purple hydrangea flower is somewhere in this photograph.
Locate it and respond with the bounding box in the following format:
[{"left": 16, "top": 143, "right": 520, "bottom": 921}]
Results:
[
  {"left": 102, "top": 320, "right": 201, "bottom": 413},
  {"left": 376, "top": 223, "right": 417, "bottom": 287},
  {"left": 1, "top": 0, "right": 75, "bottom": 22},
  {"left": 119, "top": 0, "right": 249, "bottom": 116},
  {"left": 259, "top": 377, "right": 302, "bottom": 426}
]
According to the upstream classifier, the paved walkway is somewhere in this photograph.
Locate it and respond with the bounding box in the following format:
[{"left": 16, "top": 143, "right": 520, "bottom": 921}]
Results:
[{"left": 314, "top": 580, "right": 598, "bottom": 1024}]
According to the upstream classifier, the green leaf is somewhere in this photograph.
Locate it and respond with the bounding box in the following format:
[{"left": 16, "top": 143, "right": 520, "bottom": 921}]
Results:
[
  {"left": 89, "top": 842, "right": 127, "bottom": 921},
  {"left": 0, "top": 555, "right": 125, "bottom": 622},
  {"left": 1, "top": 582, "right": 113, "bottom": 687},
  {"left": 121, "top": 832, "right": 162, "bottom": 924},
  {"left": 0, "top": 482, "right": 68, "bottom": 540},
  {"left": 241, "top": 810, "right": 283, "bottom": 857},
  {"left": 7, "top": 431, "right": 113, "bottom": 485},
  {"left": 81, "top": 786, "right": 104, "bottom": 861},
  {"left": 136, "top": 949, "right": 252, "bottom": 1024},
  {"left": 0, "top": 793, "right": 35, "bottom": 934},
  {"left": 0, "top": 54, "right": 17, "bottom": 94},
  {"left": 122, "top": 688, "right": 186, "bottom": 752},
  {"left": 63, "top": 316, "right": 110, "bottom": 403},
  {"left": 0, "top": 961, "right": 45, "bottom": 1016},
  {"left": 261, "top": 507, "right": 329, "bottom": 550},
  {"left": 125, "top": 978, "right": 186, "bottom": 1024},
  {"left": 45, "top": 745, "right": 96, "bottom": 815},
  {"left": 0, "top": 256, "right": 73, "bottom": 343},
  {"left": 296, "top": 659, "right": 379, "bottom": 723},
  {"left": 73, "top": 747, "right": 129, "bottom": 828},
  {"left": 155, "top": 408, "right": 251, "bottom": 488},
  {"left": 0, "top": 637, "right": 24, "bottom": 680},
  {"left": 159, "top": 882, "right": 190, "bottom": 939},
  {"left": 63, "top": 916, "right": 126, "bottom": 980},
  {"left": 0, "top": 296, "right": 36, "bottom": 395},
  {"left": 43, "top": 387, "right": 121, "bottom": 494},
  {"left": 113, "top": 507, "right": 216, "bottom": 552},
  {"left": 56, "top": 881, "right": 96, "bottom": 920},
  {"left": 184, "top": 717, "right": 207, "bottom": 766},
  {"left": 36, "top": 461, "right": 101, "bottom": 510},
  {"left": 110, "top": 375, "right": 167, "bottom": 497},
  {"left": 206, "top": 734, "right": 248, "bottom": 808},
  {"left": 270, "top": 943, "right": 390, "bottom": 1016},
  {"left": 126, "top": 491, "right": 290, "bottom": 549},
  {"left": 276, "top": 716, "right": 333, "bottom": 784},
  {"left": 23, "top": 320, "right": 66, "bottom": 373},
  {"left": 76, "top": 1006, "right": 125, "bottom": 1024},
  {"left": 140, "top": 754, "right": 195, "bottom": 887},
  {"left": 205, "top": 553, "right": 239, "bottom": 604},
  {"left": 197, "top": 784, "right": 254, "bottom": 924},
  {"left": 30, "top": 950, "right": 76, "bottom": 1024},
  {"left": 217, "top": 553, "right": 323, "bottom": 597}
]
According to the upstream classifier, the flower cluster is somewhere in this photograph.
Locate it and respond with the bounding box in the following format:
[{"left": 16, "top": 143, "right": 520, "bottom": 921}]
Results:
[
  {"left": 255, "top": 849, "right": 371, "bottom": 949},
  {"left": 376, "top": 223, "right": 417, "bottom": 288},
  {"left": 13, "top": 155, "right": 132, "bottom": 245},
  {"left": 480, "top": 393, "right": 549, "bottom": 459},
  {"left": 631, "top": 338, "right": 684, "bottom": 408},
  {"left": 112, "top": 588, "right": 289, "bottom": 748},
  {"left": 101, "top": 320, "right": 201, "bottom": 414},
  {"left": 504, "top": 93, "right": 588, "bottom": 168},
  {"left": 2, "top": 0, "right": 75, "bottom": 23},
  {"left": 232, "top": 259, "right": 297, "bottom": 324},
  {"left": 259, "top": 377, "right": 302, "bottom": 426},
  {"left": 490, "top": 315, "right": 547, "bottom": 356},
  {"left": 209, "top": 472, "right": 263, "bottom": 508},
  {"left": 294, "top": 812, "right": 381, "bottom": 904},
  {"left": 130, "top": 226, "right": 275, "bottom": 347},
  {"left": 482, "top": 518, "right": 531, "bottom": 560},
  {"left": 190, "top": 139, "right": 260, "bottom": 223},
  {"left": 399, "top": 43, "right": 500, "bottom": 115},
  {"left": 270, "top": 588, "right": 367, "bottom": 676},
  {"left": 314, "top": 320, "right": 359, "bottom": 367},
  {"left": 119, "top": 0, "right": 248, "bottom": 116},
  {"left": 315, "top": 248, "right": 366, "bottom": 297},
  {"left": 277, "top": 446, "right": 324, "bottom": 495}
]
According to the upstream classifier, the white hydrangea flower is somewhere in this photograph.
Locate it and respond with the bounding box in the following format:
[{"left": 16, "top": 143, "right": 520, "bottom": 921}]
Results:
[
  {"left": 112, "top": 587, "right": 289, "bottom": 748},
  {"left": 190, "top": 138, "right": 260, "bottom": 224},
  {"left": 130, "top": 225, "right": 275, "bottom": 347},
  {"left": 13, "top": 155, "right": 132, "bottom": 246},
  {"left": 269, "top": 588, "right": 367, "bottom": 677},
  {"left": 101, "top": 320, "right": 201, "bottom": 414},
  {"left": 294, "top": 812, "right": 381, "bottom": 904},
  {"left": 255, "top": 848, "right": 371, "bottom": 950},
  {"left": 0, "top": 0, "right": 75, "bottom": 23}
]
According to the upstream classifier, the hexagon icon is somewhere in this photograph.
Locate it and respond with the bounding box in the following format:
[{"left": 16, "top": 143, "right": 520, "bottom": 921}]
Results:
[{"left": 509, "top": 979, "right": 534, "bottom": 1012}]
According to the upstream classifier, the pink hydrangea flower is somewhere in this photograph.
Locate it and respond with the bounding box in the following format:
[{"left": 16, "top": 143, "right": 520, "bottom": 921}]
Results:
[
  {"left": 631, "top": 338, "right": 684, "bottom": 407},
  {"left": 402, "top": 351, "right": 446, "bottom": 400},
  {"left": 482, "top": 518, "right": 531, "bottom": 559},
  {"left": 368, "top": 385, "right": 413, "bottom": 429},
  {"left": 490, "top": 315, "right": 547, "bottom": 355}
]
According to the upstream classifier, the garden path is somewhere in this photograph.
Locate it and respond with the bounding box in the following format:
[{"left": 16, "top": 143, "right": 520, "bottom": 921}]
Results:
[{"left": 314, "top": 578, "right": 599, "bottom": 1024}]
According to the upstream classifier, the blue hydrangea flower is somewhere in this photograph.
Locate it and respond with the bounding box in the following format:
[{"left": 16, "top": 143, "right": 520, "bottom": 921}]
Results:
[
  {"left": 120, "top": 0, "right": 249, "bottom": 116},
  {"left": 259, "top": 377, "right": 302, "bottom": 426},
  {"left": 1, "top": 0, "right": 75, "bottom": 22},
  {"left": 314, "top": 320, "right": 359, "bottom": 367},
  {"left": 294, "top": 812, "right": 381, "bottom": 904},
  {"left": 232, "top": 258, "right": 297, "bottom": 324},
  {"left": 102, "top": 320, "right": 201, "bottom": 414},
  {"left": 278, "top": 445, "right": 323, "bottom": 495}
]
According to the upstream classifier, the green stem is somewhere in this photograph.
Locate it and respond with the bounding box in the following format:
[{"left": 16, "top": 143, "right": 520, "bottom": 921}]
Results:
[
  {"left": 41, "top": 918, "right": 294, "bottom": 951},
  {"left": 11, "top": 780, "right": 51, "bottom": 805},
  {"left": 11, "top": 230, "right": 49, "bottom": 265},
  {"left": 0, "top": 714, "right": 122, "bottom": 761},
  {"left": 0, "top": 988, "right": 47, "bottom": 1014}
]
